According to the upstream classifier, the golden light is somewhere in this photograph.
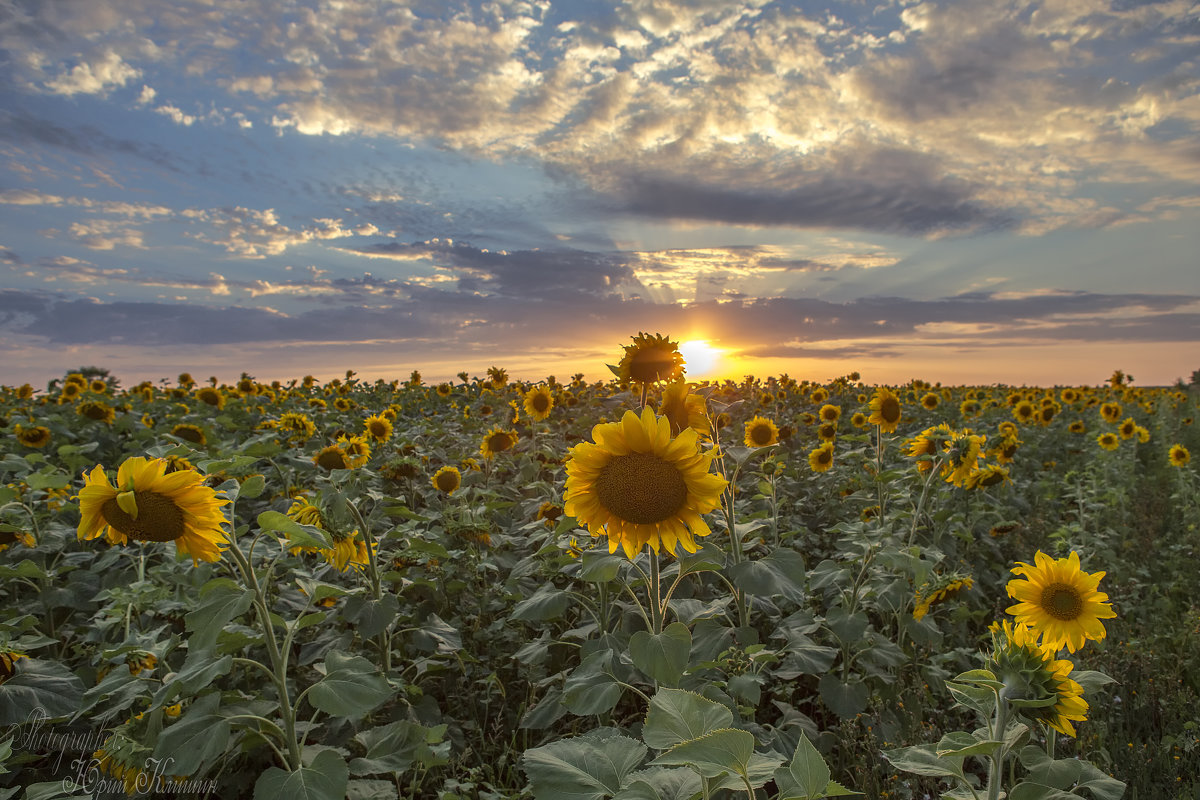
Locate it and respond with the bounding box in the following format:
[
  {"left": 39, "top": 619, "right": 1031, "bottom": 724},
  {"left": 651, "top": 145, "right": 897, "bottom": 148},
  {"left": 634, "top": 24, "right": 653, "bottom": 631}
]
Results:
[{"left": 678, "top": 339, "right": 723, "bottom": 378}]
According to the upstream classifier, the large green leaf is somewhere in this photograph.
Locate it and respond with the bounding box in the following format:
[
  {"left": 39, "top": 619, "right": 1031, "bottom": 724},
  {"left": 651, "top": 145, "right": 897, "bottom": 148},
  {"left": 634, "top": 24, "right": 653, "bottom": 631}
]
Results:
[
  {"left": 349, "top": 720, "right": 448, "bottom": 776},
  {"left": 341, "top": 594, "right": 400, "bottom": 638},
  {"left": 629, "top": 623, "right": 691, "bottom": 687},
  {"left": 882, "top": 744, "right": 966, "bottom": 780},
  {"left": 578, "top": 551, "right": 624, "bottom": 583},
  {"left": 611, "top": 767, "right": 702, "bottom": 800},
  {"left": 185, "top": 578, "right": 255, "bottom": 651},
  {"left": 649, "top": 728, "right": 756, "bottom": 781},
  {"left": 817, "top": 674, "right": 868, "bottom": 719},
  {"left": 156, "top": 649, "right": 232, "bottom": 701},
  {"left": 0, "top": 659, "right": 84, "bottom": 724},
  {"left": 563, "top": 650, "right": 623, "bottom": 716},
  {"left": 522, "top": 727, "right": 647, "bottom": 800},
  {"left": 642, "top": 688, "right": 734, "bottom": 750},
  {"left": 512, "top": 582, "right": 573, "bottom": 622},
  {"left": 256, "top": 511, "right": 331, "bottom": 551},
  {"left": 307, "top": 652, "right": 392, "bottom": 718},
  {"left": 254, "top": 748, "right": 349, "bottom": 800},
  {"left": 151, "top": 693, "right": 231, "bottom": 775},
  {"left": 775, "top": 735, "right": 835, "bottom": 800},
  {"left": 727, "top": 548, "right": 806, "bottom": 604}
]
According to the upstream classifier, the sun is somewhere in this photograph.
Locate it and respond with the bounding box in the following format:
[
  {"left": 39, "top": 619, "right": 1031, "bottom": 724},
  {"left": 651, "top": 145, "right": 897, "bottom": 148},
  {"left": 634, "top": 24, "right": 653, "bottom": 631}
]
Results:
[{"left": 678, "top": 339, "right": 722, "bottom": 377}]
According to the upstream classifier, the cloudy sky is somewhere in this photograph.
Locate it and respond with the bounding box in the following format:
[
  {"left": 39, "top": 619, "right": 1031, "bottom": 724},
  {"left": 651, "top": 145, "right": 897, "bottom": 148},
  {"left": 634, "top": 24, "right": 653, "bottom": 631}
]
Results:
[{"left": 2, "top": 0, "right": 1198, "bottom": 388}]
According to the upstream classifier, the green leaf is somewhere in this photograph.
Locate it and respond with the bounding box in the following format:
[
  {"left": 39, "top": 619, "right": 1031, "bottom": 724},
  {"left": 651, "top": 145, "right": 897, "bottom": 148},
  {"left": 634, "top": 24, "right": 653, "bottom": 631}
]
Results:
[
  {"left": 522, "top": 727, "right": 647, "bottom": 800},
  {"left": 882, "top": 744, "right": 966, "bottom": 780},
  {"left": 350, "top": 720, "right": 448, "bottom": 775},
  {"left": 1007, "top": 783, "right": 1079, "bottom": 800},
  {"left": 650, "top": 728, "right": 766, "bottom": 785},
  {"left": 817, "top": 674, "right": 868, "bottom": 719},
  {"left": 824, "top": 606, "right": 868, "bottom": 644},
  {"left": 341, "top": 594, "right": 400, "bottom": 638},
  {"left": 1071, "top": 670, "right": 1117, "bottom": 695},
  {"left": 953, "top": 669, "right": 1005, "bottom": 691},
  {"left": 562, "top": 650, "right": 623, "bottom": 716},
  {"left": 346, "top": 779, "right": 397, "bottom": 800},
  {"left": 935, "top": 731, "right": 1003, "bottom": 758},
  {"left": 612, "top": 767, "right": 702, "bottom": 800},
  {"left": 520, "top": 687, "right": 568, "bottom": 730},
  {"left": 158, "top": 649, "right": 232, "bottom": 699},
  {"left": 257, "top": 511, "right": 331, "bottom": 551},
  {"left": 185, "top": 578, "right": 255, "bottom": 651},
  {"left": 307, "top": 652, "right": 392, "bottom": 718},
  {"left": 946, "top": 681, "right": 997, "bottom": 717},
  {"left": 254, "top": 748, "right": 349, "bottom": 800},
  {"left": 727, "top": 548, "right": 806, "bottom": 604},
  {"left": 411, "top": 613, "right": 461, "bottom": 654},
  {"left": 629, "top": 623, "right": 691, "bottom": 687},
  {"left": 152, "top": 693, "right": 231, "bottom": 775},
  {"left": 239, "top": 473, "right": 267, "bottom": 499},
  {"left": 578, "top": 551, "right": 623, "bottom": 582},
  {"left": 642, "top": 688, "right": 734, "bottom": 750},
  {"left": 1074, "top": 760, "right": 1127, "bottom": 800},
  {"left": 512, "top": 582, "right": 573, "bottom": 622},
  {"left": 708, "top": 751, "right": 787, "bottom": 792},
  {"left": 774, "top": 734, "right": 830, "bottom": 800},
  {"left": 0, "top": 659, "right": 84, "bottom": 724}
]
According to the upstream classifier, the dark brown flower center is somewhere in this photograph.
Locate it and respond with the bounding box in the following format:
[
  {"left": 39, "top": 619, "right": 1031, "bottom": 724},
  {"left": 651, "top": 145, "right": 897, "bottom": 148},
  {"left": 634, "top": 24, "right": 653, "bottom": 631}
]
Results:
[
  {"left": 486, "top": 432, "right": 513, "bottom": 452},
  {"left": 881, "top": 396, "right": 901, "bottom": 423},
  {"left": 595, "top": 452, "right": 688, "bottom": 525},
  {"left": 629, "top": 348, "right": 679, "bottom": 383},
  {"left": 316, "top": 447, "right": 349, "bottom": 470},
  {"left": 531, "top": 393, "right": 551, "bottom": 412},
  {"left": 101, "top": 491, "right": 186, "bottom": 542},
  {"left": 749, "top": 423, "right": 774, "bottom": 446},
  {"left": 1041, "top": 583, "right": 1083, "bottom": 621},
  {"left": 435, "top": 471, "right": 460, "bottom": 492}
]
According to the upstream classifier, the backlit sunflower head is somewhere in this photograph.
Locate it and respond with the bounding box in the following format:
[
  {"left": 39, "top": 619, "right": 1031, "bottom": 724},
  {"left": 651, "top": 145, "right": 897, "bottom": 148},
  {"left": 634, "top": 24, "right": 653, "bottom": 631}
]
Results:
[
  {"left": 564, "top": 407, "right": 727, "bottom": 558},
  {"left": 612, "top": 332, "right": 685, "bottom": 386},
  {"left": 868, "top": 387, "right": 903, "bottom": 433},
  {"left": 658, "top": 381, "right": 710, "bottom": 439},
  {"left": 363, "top": 413, "right": 393, "bottom": 443},
  {"left": 76, "top": 456, "right": 229, "bottom": 565},
  {"left": 195, "top": 386, "right": 225, "bottom": 409},
  {"left": 170, "top": 423, "right": 206, "bottom": 446},
  {"left": 523, "top": 385, "right": 555, "bottom": 421},
  {"left": 1005, "top": 550, "right": 1116, "bottom": 653},
  {"left": 743, "top": 415, "right": 779, "bottom": 448}
]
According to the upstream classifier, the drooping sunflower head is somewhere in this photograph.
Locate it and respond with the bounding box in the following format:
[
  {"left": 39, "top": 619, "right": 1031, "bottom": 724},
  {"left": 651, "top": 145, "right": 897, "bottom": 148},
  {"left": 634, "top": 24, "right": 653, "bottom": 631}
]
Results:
[
  {"left": 76, "top": 456, "right": 229, "bottom": 565},
  {"left": 965, "top": 464, "right": 1011, "bottom": 490},
  {"left": 743, "top": 415, "right": 779, "bottom": 448},
  {"left": 170, "top": 423, "right": 206, "bottom": 446},
  {"left": 15, "top": 424, "right": 52, "bottom": 449},
  {"left": 432, "top": 465, "right": 462, "bottom": 494},
  {"left": 326, "top": 528, "right": 373, "bottom": 572},
  {"left": 1169, "top": 444, "right": 1191, "bottom": 467},
  {"left": 278, "top": 412, "right": 317, "bottom": 442},
  {"left": 808, "top": 441, "right": 834, "bottom": 473},
  {"left": 363, "top": 413, "right": 394, "bottom": 443},
  {"left": 1068, "top": 420, "right": 1086, "bottom": 434},
  {"left": 912, "top": 573, "right": 973, "bottom": 620},
  {"left": 436, "top": 382, "right": 453, "bottom": 397},
  {"left": 523, "top": 385, "right": 555, "bottom": 421},
  {"left": 658, "top": 381, "right": 710, "bottom": 439},
  {"left": 613, "top": 332, "right": 685, "bottom": 386},
  {"left": 564, "top": 407, "right": 727, "bottom": 558},
  {"left": 1005, "top": 550, "right": 1116, "bottom": 654},
  {"left": 868, "top": 387, "right": 903, "bottom": 432},
  {"left": 480, "top": 426, "right": 517, "bottom": 459},
  {"left": 537, "top": 501, "right": 564, "bottom": 527}
]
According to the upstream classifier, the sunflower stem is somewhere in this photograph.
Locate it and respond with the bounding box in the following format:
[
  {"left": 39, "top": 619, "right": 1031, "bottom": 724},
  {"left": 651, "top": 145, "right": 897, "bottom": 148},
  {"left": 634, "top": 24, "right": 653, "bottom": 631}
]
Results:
[
  {"left": 986, "top": 690, "right": 1010, "bottom": 800},
  {"left": 345, "top": 499, "right": 392, "bottom": 674},
  {"left": 648, "top": 548, "right": 664, "bottom": 634}
]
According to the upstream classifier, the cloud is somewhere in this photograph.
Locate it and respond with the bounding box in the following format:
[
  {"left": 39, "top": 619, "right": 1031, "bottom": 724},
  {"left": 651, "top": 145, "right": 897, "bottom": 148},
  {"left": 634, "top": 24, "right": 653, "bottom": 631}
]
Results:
[{"left": 43, "top": 49, "right": 140, "bottom": 96}]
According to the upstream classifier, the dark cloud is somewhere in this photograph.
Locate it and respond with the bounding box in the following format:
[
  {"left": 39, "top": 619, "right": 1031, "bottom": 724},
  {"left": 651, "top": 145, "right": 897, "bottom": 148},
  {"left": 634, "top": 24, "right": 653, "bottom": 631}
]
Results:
[{"left": 0, "top": 110, "right": 184, "bottom": 172}]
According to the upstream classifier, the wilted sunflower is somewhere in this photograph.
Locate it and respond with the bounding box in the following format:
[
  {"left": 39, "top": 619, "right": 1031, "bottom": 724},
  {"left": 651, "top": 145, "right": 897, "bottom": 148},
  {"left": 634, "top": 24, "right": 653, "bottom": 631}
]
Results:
[
  {"left": 658, "top": 381, "right": 709, "bottom": 438},
  {"left": 564, "top": 407, "right": 727, "bottom": 558},
  {"left": 912, "top": 574, "right": 973, "bottom": 621},
  {"left": 1096, "top": 432, "right": 1119, "bottom": 451},
  {"left": 808, "top": 441, "right": 834, "bottom": 473},
  {"left": 480, "top": 426, "right": 517, "bottom": 458},
  {"left": 990, "top": 621, "right": 1089, "bottom": 737},
  {"left": 743, "top": 415, "right": 779, "bottom": 447},
  {"left": 195, "top": 386, "right": 225, "bottom": 409},
  {"left": 170, "top": 423, "right": 206, "bottom": 446},
  {"left": 868, "top": 387, "right": 902, "bottom": 432},
  {"left": 286, "top": 496, "right": 324, "bottom": 528},
  {"left": 523, "top": 385, "right": 555, "bottom": 421},
  {"left": 613, "top": 332, "right": 685, "bottom": 386},
  {"left": 1006, "top": 550, "right": 1116, "bottom": 653},
  {"left": 327, "top": 528, "right": 373, "bottom": 572},
  {"left": 14, "top": 424, "right": 52, "bottom": 449},
  {"left": 432, "top": 465, "right": 461, "bottom": 494},
  {"left": 1168, "top": 444, "right": 1190, "bottom": 467},
  {"left": 76, "top": 456, "right": 229, "bottom": 564},
  {"left": 363, "top": 413, "right": 393, "bottom": 443}
]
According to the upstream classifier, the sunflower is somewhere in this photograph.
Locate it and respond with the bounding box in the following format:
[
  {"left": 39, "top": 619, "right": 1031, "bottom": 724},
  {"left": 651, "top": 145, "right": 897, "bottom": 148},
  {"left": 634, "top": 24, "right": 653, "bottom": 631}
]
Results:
[
  {"left": 819, "top": 404, "right": 841, "bottom": 423},
  {"left": 523, "top": 385, "right": 555, "bottom": 421},
  {"left": 1, "top": 649, "right": 28, "bottom": 684},
  {"left": 327, "top": 528, "right": 372, "bottom": 572},
  {"left": 808, "top": 441, "right": 835, "bottom": 473},
  {"left": 170, "top": 423, "right": 206, "bottom": 446},
  {"left": 363, "top": 413, "right": 393, "bottom": 443},
  {"left": 278, "top": 412, "right": 316, "bottom": 442},
  {"left": 965, "top": 464, "right": 1011, "bottom": 489},
  {"left": 613, "top": 332, "right": 685, "bottom": 386},
  {"left": 658, "top": 381, "right": 709, "bottom": 438},
  {"left": 1068, "top": 420, "right": 1086, "bottom": 434},
  {"left": 432, "top": 465, "right": 461, "bottom": 494},
  {"left": 76, "top": 457, "right": 229, "bottom": 564},
  {"left": 959, "top": 399, "right": 981, "bottom": 418},
  {"left": 195, "top": 386, "right": 225, "bottom": 409},
  {"left": 904, "top": 427, "right": 943, "bottom": 472},
  {"left": 537, "top": 501, "right": 564, "bottom": 527},
  {"left": 334, "top": 397, "right": 353, "bottom": 412},
  {"left": 1134, "top": 425, "right": 1149, "bottom": 443},
  {"left": 1006, "top": 550, "right": 1116, "bottom": 653},
  {"left": 1012, "top": 401, "right": 1036, "bottom": 425},
  {"left": 487, "top": 366, "right": 508, "bottom": 388},
  {"left": 1096, "top": 432, "right": 1119, "bottom": 451},
  {"left": 480, "top": 427, "right": 517, "bottom": 458},
  {"left": 1117, "top": 417, "right": 1137, "bottom": 439},
  {"left": 286, "top": 496, "right": 325, "bottom": 528},
  {"left": 912, "top": 574, "right": 973, "bottom": 621},
  {"left": 868, "top": 387, "right": 902, "bottom": 432},
  {"left": 14, "top": 424, "right": 52, "bottom": 448},
  {"left": 743, "top": 415, "right": 779, "bottom": 447},
  {"left": 563, "top": 407, "right": 727, "bottom": 558},
  {"left": 313, "top": 444, "right": 351, "bottom": 471},
  {"left": 941, "top": 431, "right": 985, "bottom": 487},
  {"left": 1037, "top": 403, "right": 1060, "bottom": 426},
  {"left": 920, "top": 392, "right": 939, "bottom": 410},
  {"left": 810, "top": 387, "right": 828, "bottom": 404},
  {"left": 58, "top": 382, "right": 82, "bottom": 402},
  {"left": 850, "top": 412, "right": 868, "bottom": 429},
  {"left": 436, "top": 382, "right": 452, "bottom": 397},
  {"left": 1099, "top": 402, "right": 1122, "bottom": 423},
  {"left": 1168, "top": 444, "right": 1190, "bottom": 467},
  {"left": 990, "top": 620, "right": 1089, "bottom": 737}
]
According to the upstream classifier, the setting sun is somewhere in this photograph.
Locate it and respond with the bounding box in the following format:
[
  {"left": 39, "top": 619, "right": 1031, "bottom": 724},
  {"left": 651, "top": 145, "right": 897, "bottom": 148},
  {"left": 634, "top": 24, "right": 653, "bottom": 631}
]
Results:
[{"left": 678, "top": 339, "right": 723, "bottom": 378}]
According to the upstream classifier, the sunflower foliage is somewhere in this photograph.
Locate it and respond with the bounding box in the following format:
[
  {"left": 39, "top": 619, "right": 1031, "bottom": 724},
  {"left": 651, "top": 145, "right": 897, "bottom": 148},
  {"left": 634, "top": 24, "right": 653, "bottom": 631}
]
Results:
[{"left": 0, "top": 363, "right": 1196, "bottom": 798}]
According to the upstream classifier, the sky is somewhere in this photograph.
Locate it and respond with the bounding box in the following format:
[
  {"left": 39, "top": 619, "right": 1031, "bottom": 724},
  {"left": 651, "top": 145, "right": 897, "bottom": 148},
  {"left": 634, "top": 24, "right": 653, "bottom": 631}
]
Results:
[{"left": 1, "top": 0, "right": 1198, "bottom": 389}]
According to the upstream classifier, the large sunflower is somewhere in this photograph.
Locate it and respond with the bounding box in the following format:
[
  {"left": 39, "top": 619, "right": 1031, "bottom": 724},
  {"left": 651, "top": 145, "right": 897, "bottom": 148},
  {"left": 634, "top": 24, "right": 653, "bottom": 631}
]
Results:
[
  {"left": 868, "top": 387, "right": 903, "bottom": 432},
  {"left": 523, "top": 385, "right": 555, "bottom": 421},
  {"left": 743, "top": 415, "right": 779, "bottom": 447},
  {"left": 613, "top": 332, "right": 685, "bottom": 386},
  {"left": 1005, "top": 550, "right": 1116, "bottom": 653},
  {"left": 76, "top": 457, "right": 229, "bottom": 564},
  {"left": 564, "top": 407, "right": 727, "bottom": 558},
  {"left": 808, "top": 441, "right": 834, "bottom": 473}
]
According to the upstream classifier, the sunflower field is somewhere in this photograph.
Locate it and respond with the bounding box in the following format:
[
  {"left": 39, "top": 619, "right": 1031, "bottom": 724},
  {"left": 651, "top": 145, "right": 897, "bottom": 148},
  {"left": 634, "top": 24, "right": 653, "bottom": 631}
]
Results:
[{"left": 1, "top": 338, "right": 1198, "bottom": 800}]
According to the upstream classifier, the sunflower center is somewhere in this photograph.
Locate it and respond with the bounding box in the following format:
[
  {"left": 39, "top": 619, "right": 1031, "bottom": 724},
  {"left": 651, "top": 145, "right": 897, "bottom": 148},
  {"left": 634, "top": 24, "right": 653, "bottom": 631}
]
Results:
[
  {"left": 316, "top": 448, "right": 349, "bottom": 470},
  {"left": 629, "top": 348, "right": 678, "bottom": 383},
  {"left": 1041, "top": 583, "right": 1084, "bottom": 621},
  {"left": 174, "top": 426, "right": 204, "bottom": 444},
  {"left": 749, "top": 424, "right": 774, "bottom": 446},
  {"left": 595, "top": 452, "right": 688, "bottom": 525},
  {"left": 531, "top": 393, "right": 550, "bottom": 412},
  {"left": 881, "top": 397, "right": 901, "bottom": 423},
  {"left": 101, "top": 491, "right": 186, "bottom": 543},
  {"left": 487, "top": 433, "right": 513, "bottom": 451},
  {"left": 816, "top": 448, "right": 832, "bottom": 465}
]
